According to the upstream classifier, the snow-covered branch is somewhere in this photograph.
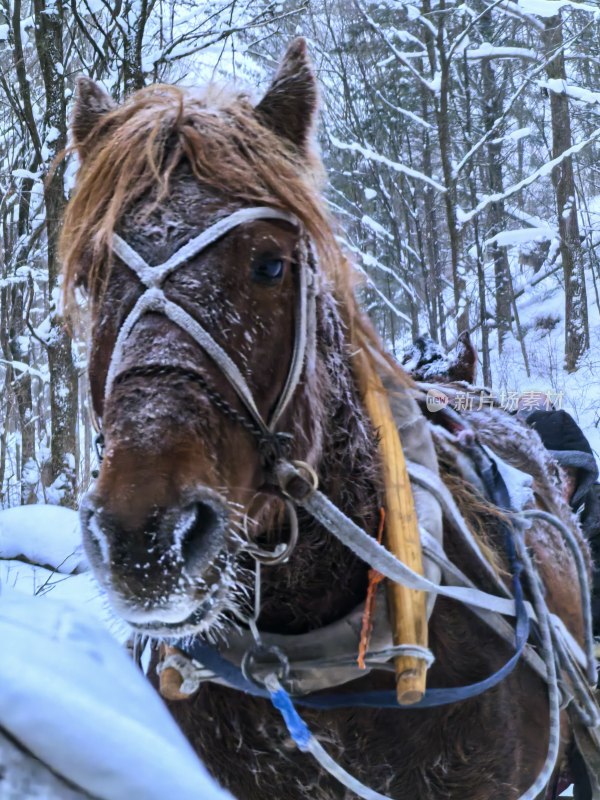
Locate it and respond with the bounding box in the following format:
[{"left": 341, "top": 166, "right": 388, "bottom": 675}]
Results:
[
  {"left": 459, "top": 125, "right": 600, "bottom": 225},
  {"left": 329, "top": 135, "right": 447, "bottom": 193}
]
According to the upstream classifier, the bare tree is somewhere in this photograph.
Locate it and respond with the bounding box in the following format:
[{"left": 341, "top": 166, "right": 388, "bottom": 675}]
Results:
[{"left": 542, "top": 13, "right": 589, "bottom": 372}]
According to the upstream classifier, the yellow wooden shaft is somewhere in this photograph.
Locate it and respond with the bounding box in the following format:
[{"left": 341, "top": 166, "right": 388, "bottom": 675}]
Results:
[{"left": 357, "top": 351, "right": 428, "bottom": 705}]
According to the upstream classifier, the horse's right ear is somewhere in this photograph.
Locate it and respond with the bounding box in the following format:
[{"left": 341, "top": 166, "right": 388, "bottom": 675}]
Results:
[
  {"left": 72, "top": 77, "right": 115, "bottom": 155},
  {"left": 255, "top": 38, "right": 318, "bottom": 154}
]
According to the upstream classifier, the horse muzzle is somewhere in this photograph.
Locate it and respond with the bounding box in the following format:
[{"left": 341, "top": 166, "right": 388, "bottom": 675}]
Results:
[{"left": 79, "top": 487, "right": 235, "bottom": 633}]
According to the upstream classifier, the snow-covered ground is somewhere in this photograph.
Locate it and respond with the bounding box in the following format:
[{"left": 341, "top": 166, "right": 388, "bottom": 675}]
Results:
[
  {"left": 0, "top": 588, "right": 232, "bottom": 799},
  {"left": 0, "top": 505, "right": 127, "bottom": 643},
  {"left": 489, "top": 259, "right": 600, "bottom": 460},
  {"left": 0, "top": 504, "right": 232, "bottom": 799},
  {"left": 0, "top": 505, "right": 85, "bottom": 572}
]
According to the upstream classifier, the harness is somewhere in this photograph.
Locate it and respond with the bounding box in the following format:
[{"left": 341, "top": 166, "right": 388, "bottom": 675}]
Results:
[{"left": 94, "top": 207, "right": 600, "bottom": 800}]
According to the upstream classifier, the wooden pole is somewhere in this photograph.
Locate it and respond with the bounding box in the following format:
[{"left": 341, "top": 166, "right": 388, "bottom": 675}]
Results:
[
  {"left": 356, "top": 349, "right": 429, "bottom": 705},
  {"left": 158, "top": 644, "right": 191, "bottom": 701}
]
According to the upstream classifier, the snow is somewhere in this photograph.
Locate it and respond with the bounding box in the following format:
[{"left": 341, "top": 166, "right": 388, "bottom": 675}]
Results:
[
  {"left": 539, "top": 79, "right": 600, "bottom": 105},
  {"left": 0, "top": 358, "right": 47, "bottom": 381},
  {"left": 0, "top": 559, "right": 129, "bottom": 642},
  {"left": 402, "top": 337, "right": 448, "bottom": 375},
  {"left": 428, "top": 72, "right": 441, "bottom": 94},
  {"left": 0, "top": 589, "right": 232, "bottom": 800},
  {"left": 506, "top": 205, "right": 555, "bottom": 232},
  {"left": 21, "top": 459, "right": 40, "bottom": 488},
  {"left": 466, "top": 43, "right": 536, "bottom": 60},
  {"left": 11, "top": 168, "right": 42, "bottom": 181},
  {"left": 484, "top": 226, "right": 553, "bottom": 248},
  {"left": 329, "top": 135, "right": 446, "bottom": 193},
  {"left": 460, "top": 123, "right": 600, "bottom": 224},
  {"left": 517, "top": 0, "right": 597, "bottom": 15},
  {"left": 44, "top": 126, "right": 60, "bottom": 144},
  {"left": 0, "top": 505, "right": 85, "bottom": 574},
  {"left": 376, "top": 91, "right": 433, "bottom": 130},
  {"left": 361, "top": 214, "right": 393, "bottom": 241},
  {"left": 504, "top": 127, "right": 532, "bottom": 142}
]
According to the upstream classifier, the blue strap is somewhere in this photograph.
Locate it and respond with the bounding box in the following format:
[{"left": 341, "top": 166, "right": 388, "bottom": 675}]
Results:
[
  {"left": 179, "top": 640, "right": 270, "bottom": 698},
  {"left": 269, "top": 688, "right": 311, "bottom": 750}
]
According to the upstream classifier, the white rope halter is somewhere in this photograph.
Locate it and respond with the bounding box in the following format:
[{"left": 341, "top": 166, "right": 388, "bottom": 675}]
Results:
[{"left": 103, "top": 206, "right": 317, "bottom": 440}]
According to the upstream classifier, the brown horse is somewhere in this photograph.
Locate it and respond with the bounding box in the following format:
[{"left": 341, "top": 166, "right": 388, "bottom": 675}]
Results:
[{"left": 61, "top": 40, "right": 592, "bottom": 800}]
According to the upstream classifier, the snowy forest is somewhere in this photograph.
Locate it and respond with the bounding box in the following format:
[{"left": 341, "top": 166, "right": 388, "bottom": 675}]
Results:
[{"left": 1, "top": 0, "right": 600, "bottom": 510}]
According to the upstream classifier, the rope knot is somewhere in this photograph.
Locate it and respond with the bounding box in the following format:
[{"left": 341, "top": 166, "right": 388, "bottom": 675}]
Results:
[{"left": 258, "top": 432, "right": 294, "bottom": 468}]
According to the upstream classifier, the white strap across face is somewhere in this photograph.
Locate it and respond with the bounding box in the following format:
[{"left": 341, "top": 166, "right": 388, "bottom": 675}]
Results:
[{"left": 105, "top": 206, "right": 315, "bottom": 437}]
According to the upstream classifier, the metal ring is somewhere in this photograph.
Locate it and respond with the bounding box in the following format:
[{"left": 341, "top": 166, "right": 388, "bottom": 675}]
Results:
[
  {"left": 274, "top": 460, "right": 319, "bottom": 502},
  {"left": 241, "top": 644, "right": 290, "bottom": 689},
  {"left": 242, "top": 497, "right": 299, "bottom": 566},
  {"left": 291, "top": 460, "right": 319, "bottom": 491}
]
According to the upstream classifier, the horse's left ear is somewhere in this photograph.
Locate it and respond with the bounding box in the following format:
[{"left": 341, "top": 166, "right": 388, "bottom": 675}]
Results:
[
  {"left": 255, "top": 38, "right": 318, "bottom": 153},
  {"left": 71, "top": 77, "right": 116, "bottom": 156}
]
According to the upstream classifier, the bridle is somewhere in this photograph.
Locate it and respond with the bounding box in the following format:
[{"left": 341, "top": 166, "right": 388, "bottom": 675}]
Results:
[{"left": 94, "top": 206, "right": 318, "bottom": 470}]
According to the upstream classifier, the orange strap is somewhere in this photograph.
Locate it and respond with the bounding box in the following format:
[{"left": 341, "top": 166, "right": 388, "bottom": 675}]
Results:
[{"left": 357, "top": 508, "right": 386, "bottom": 670}]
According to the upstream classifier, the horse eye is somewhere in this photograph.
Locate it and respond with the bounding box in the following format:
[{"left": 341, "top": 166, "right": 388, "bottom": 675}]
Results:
[{"left": 252, "top": 257, "right": 285, "bottom": 284}]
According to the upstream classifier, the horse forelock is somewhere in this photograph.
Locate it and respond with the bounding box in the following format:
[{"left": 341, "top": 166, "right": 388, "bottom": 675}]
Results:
[{"left": 62, "top": 84, "right": 337, "bottom": 305}]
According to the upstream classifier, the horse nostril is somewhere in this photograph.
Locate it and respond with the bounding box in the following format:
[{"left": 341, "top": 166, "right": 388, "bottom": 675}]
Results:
[
  {"left": 179, "top": 499, "right": 228, "bottom": 573},
  {"left": 79, "top": 491, "right": 228, "bottom": 578}
]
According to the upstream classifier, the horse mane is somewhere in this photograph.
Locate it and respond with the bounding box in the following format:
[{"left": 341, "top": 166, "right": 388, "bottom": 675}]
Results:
[{"left": 60, "top": 82, "right": 407, "bottom": 384}]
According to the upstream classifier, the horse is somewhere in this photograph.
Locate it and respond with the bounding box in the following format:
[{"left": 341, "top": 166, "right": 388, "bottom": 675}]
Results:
[{"left": 61, "top": 39, "right": 595, "bottom": 800}]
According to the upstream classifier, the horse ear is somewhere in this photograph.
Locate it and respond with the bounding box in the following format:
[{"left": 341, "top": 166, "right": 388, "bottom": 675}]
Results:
[
  {"left": 255, "top": 38, "right": 318, "bottom": 153},
  {"left": 72, "top": 77, "right": 115, "bottom": 155}
]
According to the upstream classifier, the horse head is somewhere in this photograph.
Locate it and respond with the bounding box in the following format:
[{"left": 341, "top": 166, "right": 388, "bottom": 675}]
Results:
[{"left": 62, "top": 40, "right": 344, "bottom": 637}]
